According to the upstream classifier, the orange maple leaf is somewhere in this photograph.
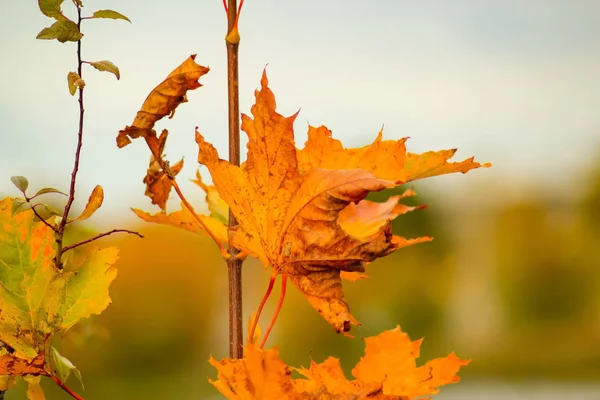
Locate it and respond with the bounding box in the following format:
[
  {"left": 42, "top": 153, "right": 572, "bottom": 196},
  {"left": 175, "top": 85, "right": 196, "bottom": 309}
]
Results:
[
  {"left": 210, "top": 325, "right": 470, "bottom": 400},
  {"left": 0, "top": 353, "right": 46, "bottom": 376},
  {"left": 196, "top": 71, "right": 489, "bottom": 334},
  {"left": 298, "top": 125, "right": 490, "bottom": 182}
]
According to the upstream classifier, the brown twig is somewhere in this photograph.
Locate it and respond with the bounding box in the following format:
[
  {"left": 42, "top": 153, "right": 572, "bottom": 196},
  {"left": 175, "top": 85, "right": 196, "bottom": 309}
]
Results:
[
  {"left": 62, "top": 229, "right": 143, "bottom": 253},
  {"left": 29, "top": 203, "right": 58, "bottom": 232},
  {"left": 145, "top": 142, "right": 228, "bottom": 257},
  {"left": 171, "top": 179, "right": 229, "bottom": 257},
  {"left": 51, "top": 375, "right": 85, "bottom": 400},
  {"left": 225, "top": 0, "right": 244, "bottom": 359},
  {"left": 54, "top": 4, "right": 85, "bottom": 269}
]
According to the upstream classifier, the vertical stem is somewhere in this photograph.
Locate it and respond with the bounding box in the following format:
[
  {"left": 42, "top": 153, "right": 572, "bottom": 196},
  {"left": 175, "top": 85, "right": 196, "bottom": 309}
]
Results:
[
  {"left": 54, "top": 5, "right": 85, "bottom": 269},
  {"left": 226, "top": 0, "right": 244, "bottom": 359}
]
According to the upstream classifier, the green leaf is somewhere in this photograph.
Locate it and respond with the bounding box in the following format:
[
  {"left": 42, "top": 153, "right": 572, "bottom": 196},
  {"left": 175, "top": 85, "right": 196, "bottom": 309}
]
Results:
[
  {"left": 92, "top": 9, "right": 131, "bottom": 23},
  {"left": 67, "top": 71, "right": 84, "bottom": 96},
  {"left": 32, "top": 203, "right": 62, "bottom": 222},
  {"left": 72, "top": 0, "right": 83, "bottom": 6},
  {"left": 89, "top": 60, "right": 120, "bottom": 80},
  {"left": 33, "top": 187, "right": 68, "bottom": 197},
  {"left": 36, "top": 20, "right": 82, "bottom": 43},
  {"left": 74, "top": 185, "right": 103, "bottom": 221},
  {"left": 0, "top": 197, "right": 119, "bottom": 360},
  {"left": 11, "top": 198, "right": 32, "bottom": 216},
  {"left": 38, "top": 0, "right": 66, "bottom": 20},
  {"left": 49, "top": 347, "right": 84, "bottom": 389},
  {"left": 11, "top": 176, "right": 29, "bottom": 192}
]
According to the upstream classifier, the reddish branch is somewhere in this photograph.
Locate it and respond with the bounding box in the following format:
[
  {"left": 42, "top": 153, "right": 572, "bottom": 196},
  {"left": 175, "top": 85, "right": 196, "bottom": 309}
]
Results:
[
  {"left": 51, "top": 376, "right": 85, "bottom": 400},
  {"left": 54, "top": 4, "right": 86, "bottom": 269},
  {"left": 62, "top": 229, "right": 143, "bottom": 253},
  {"left": 50, "top": 4, "right": 141, "bottom": 267},
  {"left": 30, "top": 204, "right": 58, "bottom": 231}
]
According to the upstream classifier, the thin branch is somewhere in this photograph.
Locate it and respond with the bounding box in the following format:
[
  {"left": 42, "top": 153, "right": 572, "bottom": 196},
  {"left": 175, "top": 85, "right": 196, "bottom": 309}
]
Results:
[
  {"left": 29, "top": 203, "right": 58, "bottom": 232},
  {"left": 226, "top": 0, "right": 244, "bottom": 359},
  {"left": 62, "top": 229, "right": 143, "bottom": 253},
  {"left": 21, "top": 193, "right": 58, "bottom": 232},
  {"left": 55, "top": 4, "right": 85, "bottom": 269},
  {"left": 145, "top": 142, "right": 228, "bottom": 257},
  {"left": 51, "top": 376, "right": 85, "bottom": 400},
  {"left": 171, "top": 179, "right": 229, "bottom": 257}
]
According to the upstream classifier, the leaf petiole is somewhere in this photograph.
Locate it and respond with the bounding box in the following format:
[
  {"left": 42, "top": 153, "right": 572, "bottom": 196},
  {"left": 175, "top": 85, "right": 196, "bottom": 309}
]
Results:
[
  {"left": 51, "top": 375, "right": 85, "bottom": 400},
  {"left": 249, "top": 272, "right": 277, "bottom": 344},
  {"left": 260, "top": 275, "right": 287, "bottom": 348}
]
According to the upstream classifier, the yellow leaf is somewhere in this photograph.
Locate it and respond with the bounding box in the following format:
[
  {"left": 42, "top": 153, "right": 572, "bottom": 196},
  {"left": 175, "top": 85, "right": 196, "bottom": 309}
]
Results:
[
  {"left": 24, "top": 375, "right": 46, "bottom": 400},
  {"left": 89, "top": 60, "right": 120, "bottom": 80},
  {"left": 67, "top": 71, "right": 84, "bottom": 96},
  {"left": 132, "top": 202, "right": 228, "bottom": 244},
  {"left": 0, "top": 197, "right": 118, "bottom": 378},
  {"left": 0, "top": 374, "right": 16, "bottom": 391},
  {"left": 74, "top": 185, "right": 103, "bottom": 221}
]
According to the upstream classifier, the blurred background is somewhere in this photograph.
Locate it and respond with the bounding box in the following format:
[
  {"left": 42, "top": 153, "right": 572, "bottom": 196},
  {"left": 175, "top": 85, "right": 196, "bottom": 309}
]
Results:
[{"left": 2, "top": 0, "right": 600, "bottom": 399}]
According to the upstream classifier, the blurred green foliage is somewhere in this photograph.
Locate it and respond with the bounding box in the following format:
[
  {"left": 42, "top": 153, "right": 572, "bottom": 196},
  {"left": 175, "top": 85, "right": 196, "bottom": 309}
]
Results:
[{"left": 7, "top": 166, "right": 600, "bottom": 398}]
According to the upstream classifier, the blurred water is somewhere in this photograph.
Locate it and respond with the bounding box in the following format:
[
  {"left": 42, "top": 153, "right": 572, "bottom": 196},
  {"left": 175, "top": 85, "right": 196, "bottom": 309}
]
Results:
[{"left": 439, "top": 381, "right": 600, "bottom": 400}]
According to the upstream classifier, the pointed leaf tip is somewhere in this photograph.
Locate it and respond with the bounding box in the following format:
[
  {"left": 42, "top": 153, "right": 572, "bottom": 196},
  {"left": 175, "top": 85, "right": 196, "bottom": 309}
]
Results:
[
  {"left": 75, "top": 185, "right": 104, "bottom": 221},
  {"left": 89, "top": 60, "right": 120, "bottom": 80},
  {"left": 50, "top": 347, "right": 84, "bottom": 389},
  {"left": 11, "top": 176, "right": 29, "bottom": 192},
  {"left": 260, "top": 68, "right": 269, "bottom": 88},
  {"left": 34, "top": 187, "right": 68, "bottom": 197},
  {"left": 92, "top": 9, "right": 131, "bottom": 23},
  {"left": 38, "top": 0, "right": 67, "bottom": 20}
]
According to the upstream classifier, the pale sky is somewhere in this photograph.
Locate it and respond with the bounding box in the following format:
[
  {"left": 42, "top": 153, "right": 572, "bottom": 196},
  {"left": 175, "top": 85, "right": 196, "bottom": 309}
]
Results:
[{"left": 2, "top": 1, "right": 600, "bottom": 227}]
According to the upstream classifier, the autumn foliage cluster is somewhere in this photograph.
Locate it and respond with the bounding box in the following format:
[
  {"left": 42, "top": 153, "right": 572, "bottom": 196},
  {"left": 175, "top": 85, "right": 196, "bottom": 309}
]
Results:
[
  {"left": 116, "top": 55, "right": 488, "bottom": 398},
  {"left": 0, "top": 1, "right": 489, "bottom": 399}
]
